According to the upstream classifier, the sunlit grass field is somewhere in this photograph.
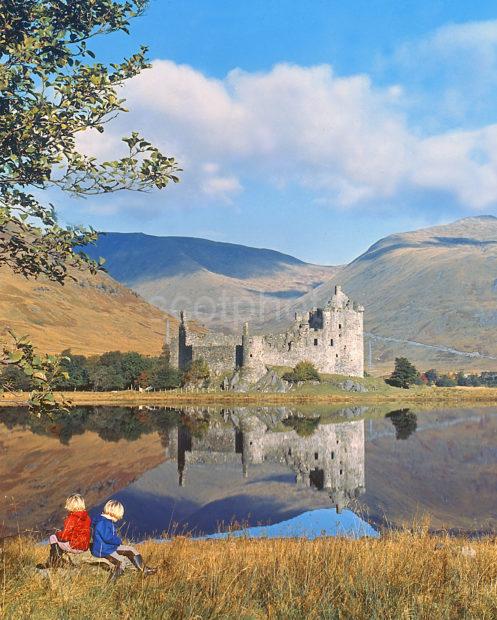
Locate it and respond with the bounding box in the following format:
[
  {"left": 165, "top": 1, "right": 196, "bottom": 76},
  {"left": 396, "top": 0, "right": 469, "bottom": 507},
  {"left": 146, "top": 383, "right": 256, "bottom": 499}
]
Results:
[{"left": 2, "top": 530, "right": 497, "bottom": 619}]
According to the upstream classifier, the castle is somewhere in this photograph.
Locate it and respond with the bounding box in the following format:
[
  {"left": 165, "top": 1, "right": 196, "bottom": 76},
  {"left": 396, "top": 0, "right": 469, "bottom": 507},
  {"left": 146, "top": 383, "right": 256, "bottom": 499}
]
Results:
[
  {"left": 164, "top": 411, "right": 365, "bottom": 513},
  {"left": 170, "top": 286, "right": 364, "bottom": 381}
]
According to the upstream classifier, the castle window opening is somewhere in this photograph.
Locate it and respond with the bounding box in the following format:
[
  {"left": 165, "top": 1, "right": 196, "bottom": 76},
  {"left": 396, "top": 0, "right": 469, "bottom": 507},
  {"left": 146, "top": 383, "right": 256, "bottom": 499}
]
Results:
[
  {"left": 339, "top": 323, "right": 342, "bottom": 329},
  {"left": 331, "top": 451, "right": 335, "bottom": 459},
  {"left": 336, "top": 353, "right": 339, "bottom": 358},
  {"left": 288, "top": 448, "right": 292, "bottom": 456},
  {"left": 314, "top": 452, "right": 318, "bottom": 460},
  {"left": 330, "top": 339, "right": 334, "bottom": 346},
  {"left": 249, "top": 353, "right": 253, "bottom": 357},
  {"left": 314, "top": 338, "right": 318, "bottom": 346},
  {"left": 340, "top": 469, "right": 343, "bottom": 475},
  {"left": 288, "top": 342, "right": 292, "bottom": 351}
]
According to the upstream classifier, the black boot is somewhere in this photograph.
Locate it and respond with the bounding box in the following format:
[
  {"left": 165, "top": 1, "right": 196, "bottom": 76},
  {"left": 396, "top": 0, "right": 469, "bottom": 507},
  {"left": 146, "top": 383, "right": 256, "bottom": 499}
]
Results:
[
  {"left": 108, "top": 563, "right": 125, "bottom": 582},
  {"left": 105, "top": 555, "right": 125, "bottom": 583},
  {"left": 129, "top": 553, "right": 157, "bottom": 576},
  {"left": 49, "top": 542, "right": 64, "bottom": 567},
  {"left": 37, "top": 543, "right": 63, "bottom": 570}
]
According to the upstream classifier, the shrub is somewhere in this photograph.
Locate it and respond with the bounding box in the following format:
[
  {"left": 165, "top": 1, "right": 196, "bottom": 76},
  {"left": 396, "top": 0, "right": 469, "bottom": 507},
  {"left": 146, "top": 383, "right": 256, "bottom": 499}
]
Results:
[
  {"left": 182, "top": 358, "right": 210, "bottom": 387},
  {"left": 283, "top": 361, "right": 321, "bottom": 383},
  {"left": 283, "top": 415, "right": 320, "bottom": 437},
  {"left": 435, "top": 375, "right": 457, "bottom": 387}
]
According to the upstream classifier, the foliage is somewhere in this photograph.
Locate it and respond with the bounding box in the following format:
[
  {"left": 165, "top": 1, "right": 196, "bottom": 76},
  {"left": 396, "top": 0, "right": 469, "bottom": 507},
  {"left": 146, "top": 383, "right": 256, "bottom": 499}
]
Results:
[
  {"left": 88, "top": 351, "right": 151, "bottom": 391},
  {"left": 149, "top": 364, "right": 182, "bottom": 390},
  {"left": 435, "top": 375, "right": 457, "bottom": 387},
  {"left": 182, "top": 358, "right": 210, "bottom": 388},
  {"left": 55, "top": 350, "right": 90, "bottom": 390},
  {"left": 283, "top": 361, "right": 321, "bottom": 383},
  {"left": 386, "top": 357, "right": 420, "bottom": 389},
  {"left": 423, "top": 368, "right": 439, "bottom": 385},
  {"left": 0, "top": 363, "right": 33, "bottom": 391},
  {"left": 0, "top": 0, "right": 179, "bottom": 411},
  {"left": 1, "top": 331, "right": 69, "bottom": 414},
  {"left": 385, "top": 408, "right": 417, "bottom": 440},
  {"left": 283, "top": 415, "right": 320, "bottom": 437}
]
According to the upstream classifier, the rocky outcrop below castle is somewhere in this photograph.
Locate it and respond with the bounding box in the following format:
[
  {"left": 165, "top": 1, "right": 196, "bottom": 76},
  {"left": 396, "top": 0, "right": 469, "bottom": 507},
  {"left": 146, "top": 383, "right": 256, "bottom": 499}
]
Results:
[{"left": 224, "top": 369, "right": 291, "bottom": 393}]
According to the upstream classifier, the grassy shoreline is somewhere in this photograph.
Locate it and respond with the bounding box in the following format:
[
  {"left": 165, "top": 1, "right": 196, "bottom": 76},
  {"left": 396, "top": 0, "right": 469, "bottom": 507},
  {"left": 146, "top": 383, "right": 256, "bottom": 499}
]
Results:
[
  {"left": 2, "top": 384, "right": 497, "bottom": 407},
  {"left": 2, "top": 532, "right": 497, "bottom": 618}
]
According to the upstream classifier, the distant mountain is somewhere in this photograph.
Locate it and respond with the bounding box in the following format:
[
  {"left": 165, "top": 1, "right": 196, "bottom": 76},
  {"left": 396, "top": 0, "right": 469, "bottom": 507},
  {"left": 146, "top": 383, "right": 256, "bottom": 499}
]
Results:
[
  {"left": 0, "top": 266, "right": 185, "bottom": 356},
  {"left": 86, "top": 233, "right": 337, "bottom": 332},
  {"left": 267, "top": 216, "right": 497, "bottom": 372}
]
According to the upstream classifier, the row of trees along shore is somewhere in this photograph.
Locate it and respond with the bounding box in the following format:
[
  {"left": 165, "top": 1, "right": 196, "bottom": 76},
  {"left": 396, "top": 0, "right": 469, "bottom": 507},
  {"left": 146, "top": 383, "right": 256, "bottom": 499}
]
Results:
[
  {"left": 0, "top": 348, "right": 211, "bottom": 392},
  {"left": 3, "top": 350, "right": 496, "bottom": 393},
  {"left": 386, "top": 357, "right": 497, "bottom": 389}
]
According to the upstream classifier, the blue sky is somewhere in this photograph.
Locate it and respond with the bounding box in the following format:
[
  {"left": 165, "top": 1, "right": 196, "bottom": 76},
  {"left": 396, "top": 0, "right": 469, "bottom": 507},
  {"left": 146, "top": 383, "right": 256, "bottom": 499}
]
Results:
[{"left": 59, "top": 1, "right": 497, "bottom": 264}]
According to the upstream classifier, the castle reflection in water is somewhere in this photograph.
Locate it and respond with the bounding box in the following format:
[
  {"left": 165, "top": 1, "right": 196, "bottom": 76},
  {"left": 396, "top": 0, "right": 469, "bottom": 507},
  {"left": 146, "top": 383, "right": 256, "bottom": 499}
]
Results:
[{"left": 164, "top": 409, "right": 365, "bottom": 513}]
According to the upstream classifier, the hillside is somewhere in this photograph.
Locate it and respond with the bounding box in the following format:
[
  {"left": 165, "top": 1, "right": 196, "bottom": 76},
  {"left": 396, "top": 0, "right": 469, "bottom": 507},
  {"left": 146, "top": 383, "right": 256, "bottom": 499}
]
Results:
[
  {"left": 0, "top": 421, "right": 166, "bottom": 538},
  {"left": 85, "top": 233, "right": 337, "bottom": 332},
  {"left": 268, "top": 216, "right": 497, "bottom": 372},
  {"left": 0, "top": 266, "right": 183, "bottom": 356}
]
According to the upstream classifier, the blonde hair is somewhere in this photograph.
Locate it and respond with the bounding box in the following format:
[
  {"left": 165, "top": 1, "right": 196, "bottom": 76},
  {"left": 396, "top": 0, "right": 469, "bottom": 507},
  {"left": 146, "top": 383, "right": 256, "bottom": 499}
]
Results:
[
  {"left": 102, "top": 499, "right": 124, "bottom": 522},
  {"left": 65, "top": 494, "right": 86, "bottom": 512}
]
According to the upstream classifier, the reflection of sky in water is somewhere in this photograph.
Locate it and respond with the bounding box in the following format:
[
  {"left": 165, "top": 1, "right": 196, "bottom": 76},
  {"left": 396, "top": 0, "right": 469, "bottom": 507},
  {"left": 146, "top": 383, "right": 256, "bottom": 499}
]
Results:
[
  {"left": 200, "top": 508, "right": 378, "bottom": 541},
  {"left": 2, "top": 405, "right": 497, "bottom": 540}
]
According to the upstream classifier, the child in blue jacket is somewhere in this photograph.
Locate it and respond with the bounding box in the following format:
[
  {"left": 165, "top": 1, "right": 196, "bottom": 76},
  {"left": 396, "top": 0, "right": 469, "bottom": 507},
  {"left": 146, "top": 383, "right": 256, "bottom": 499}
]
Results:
[{"left": 92, "top": 499, "right": 156, "bottom": 580}]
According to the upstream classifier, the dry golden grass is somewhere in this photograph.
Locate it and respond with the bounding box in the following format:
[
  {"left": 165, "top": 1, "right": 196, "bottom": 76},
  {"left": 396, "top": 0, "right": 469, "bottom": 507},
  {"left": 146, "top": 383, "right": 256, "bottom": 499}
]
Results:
[
  {"left": 2, "top": 531, "right": 497, "bottom": 619},
  {"left": 3, "top": 384, "right": 497, "bottom": 408},
  {"left": 0, "top": 266, "right": 208, "bottom": 357}
]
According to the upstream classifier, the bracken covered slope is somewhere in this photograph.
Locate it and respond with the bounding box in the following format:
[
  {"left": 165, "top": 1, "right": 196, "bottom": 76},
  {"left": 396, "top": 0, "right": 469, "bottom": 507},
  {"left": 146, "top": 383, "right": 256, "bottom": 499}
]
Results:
[{"left": 0, "top": 267, "right": 180, "bottom": 356}]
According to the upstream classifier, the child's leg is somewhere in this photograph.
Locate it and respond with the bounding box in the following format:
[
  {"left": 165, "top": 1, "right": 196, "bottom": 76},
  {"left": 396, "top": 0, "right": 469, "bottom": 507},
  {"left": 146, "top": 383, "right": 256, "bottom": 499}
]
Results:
[
  {"left": 41, "top": 535, "right": 64, "bottom": 568},
  {"left": 105, "top": 553, "right": 125, "bottom": 581},
  {"left": 113, "top": 545, "right": 157, "bottom": 575}
]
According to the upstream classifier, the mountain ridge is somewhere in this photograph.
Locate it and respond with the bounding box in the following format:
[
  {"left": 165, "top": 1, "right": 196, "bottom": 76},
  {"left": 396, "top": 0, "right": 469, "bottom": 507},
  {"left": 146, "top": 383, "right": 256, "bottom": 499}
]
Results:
[
  {"left": 86, "top": 232, "right": 338, "bottom": 332},
  {"left": 268, "top": 215, "right": 497, "bottom": 371}
]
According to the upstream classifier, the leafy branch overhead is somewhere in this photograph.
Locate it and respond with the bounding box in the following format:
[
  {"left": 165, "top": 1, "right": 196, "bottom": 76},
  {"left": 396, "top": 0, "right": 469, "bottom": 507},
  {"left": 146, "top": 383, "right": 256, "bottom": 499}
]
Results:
[{"left": 0, "top": 0, "right": 180, "bottom": 412}]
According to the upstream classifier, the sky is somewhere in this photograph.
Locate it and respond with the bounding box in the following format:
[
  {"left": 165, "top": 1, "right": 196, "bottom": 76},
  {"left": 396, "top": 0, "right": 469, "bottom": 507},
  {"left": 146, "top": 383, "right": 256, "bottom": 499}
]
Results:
[{"left": 58, "top": 0, "right": 497, "bottom": 264}]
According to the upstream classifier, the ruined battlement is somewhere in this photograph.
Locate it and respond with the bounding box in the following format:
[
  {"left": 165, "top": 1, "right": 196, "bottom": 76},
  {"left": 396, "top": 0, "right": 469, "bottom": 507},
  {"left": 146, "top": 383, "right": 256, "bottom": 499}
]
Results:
[
  {"left": 171, "top": 285, "right": 364, "bottom": 380},
  {"left": 242, "top": 285, "right": 363, "bottom": 380}
]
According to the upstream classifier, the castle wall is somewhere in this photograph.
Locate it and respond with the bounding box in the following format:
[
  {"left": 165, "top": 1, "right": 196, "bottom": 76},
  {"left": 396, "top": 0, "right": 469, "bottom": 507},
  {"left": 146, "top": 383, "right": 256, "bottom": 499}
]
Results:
[
  {"left": 172, "top": 286, "right": 364, "bottom": 381},
  {"left": 173, "top": 312, "right": 242, "bottom": 376},
  {"left": 242, "top": 286, "right": 364, "bottom": 380}
]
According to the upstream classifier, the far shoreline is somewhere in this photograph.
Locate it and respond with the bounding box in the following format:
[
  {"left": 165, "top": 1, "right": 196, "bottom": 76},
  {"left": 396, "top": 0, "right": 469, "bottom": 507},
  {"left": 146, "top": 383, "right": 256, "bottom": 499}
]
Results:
[{"left": 2, "top": 385, "right": 497, "bottom": 408}]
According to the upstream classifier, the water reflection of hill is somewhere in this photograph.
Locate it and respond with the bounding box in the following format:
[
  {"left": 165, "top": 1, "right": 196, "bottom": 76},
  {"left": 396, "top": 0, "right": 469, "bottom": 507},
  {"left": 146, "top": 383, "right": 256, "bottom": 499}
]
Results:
[
  {"left": 2, "top": 405, "right": 497, "bottom": 539},
  {"left": 0, "top": 406, "right": 366, "bottom": 538},
  {"left": 364, "top": 407, "right": 497, "bottom": 532}
]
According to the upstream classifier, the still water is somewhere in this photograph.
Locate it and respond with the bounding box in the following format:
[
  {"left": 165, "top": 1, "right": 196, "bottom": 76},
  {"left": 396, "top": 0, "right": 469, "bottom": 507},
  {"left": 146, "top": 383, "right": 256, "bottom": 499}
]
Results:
[{"left": 1, "top": 405, "right": 496, "bottom": 540}]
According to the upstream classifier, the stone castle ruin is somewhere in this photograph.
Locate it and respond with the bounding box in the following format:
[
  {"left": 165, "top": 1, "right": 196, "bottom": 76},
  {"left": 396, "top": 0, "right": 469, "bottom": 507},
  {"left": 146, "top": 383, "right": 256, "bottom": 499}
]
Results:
[
  {"left": 164, "top": 413, "right": 365, "bottom": 513},
  {"left": 170, "top": 286, "right": 364, "bottom": 381}
]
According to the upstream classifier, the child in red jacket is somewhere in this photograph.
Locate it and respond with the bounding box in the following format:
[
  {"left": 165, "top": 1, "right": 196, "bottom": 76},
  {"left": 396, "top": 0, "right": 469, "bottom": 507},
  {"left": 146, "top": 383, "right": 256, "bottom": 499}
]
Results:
[{"left": 42, "top": 494, "right": 92, "bottom": 568}]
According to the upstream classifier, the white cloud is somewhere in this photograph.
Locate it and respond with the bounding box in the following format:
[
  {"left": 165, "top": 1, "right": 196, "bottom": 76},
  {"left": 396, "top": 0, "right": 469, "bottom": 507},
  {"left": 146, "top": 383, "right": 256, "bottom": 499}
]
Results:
[
  {"left": 79, "top": 53, "right": 497, "bottom": 212},
  {"left": 392, "top": 20, "right": 497, "bottom": 124},
  {"left": 201, "top": 174, "right": 242, "bottom": 199}
]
